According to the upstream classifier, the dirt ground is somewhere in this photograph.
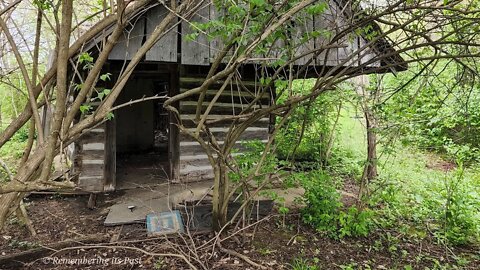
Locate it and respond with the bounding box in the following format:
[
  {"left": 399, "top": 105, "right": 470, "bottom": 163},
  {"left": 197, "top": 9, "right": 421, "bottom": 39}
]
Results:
[{"left": 0, "top": 192, "right": 479, "bottom": 270}]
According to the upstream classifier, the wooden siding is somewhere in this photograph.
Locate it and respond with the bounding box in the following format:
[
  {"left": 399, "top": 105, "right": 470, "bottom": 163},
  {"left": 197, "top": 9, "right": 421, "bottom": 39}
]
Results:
[
  {"left": 75, "top": 124, "right": 106, "bottom": 192},
  {"left": 75, "top": 122, "right": 115, "bottom": 192},
  {"left": 103, "top": 1, "right": 382, "bottom": 67},
  {"left": 293, "top": 10, "right": 315, "bottom": 66},
  {"left": 145, "top": 5, "right": 178, "bottom": 62},
  {"left": 178, "top": 77, "right": 271, "bottom": 182},
  {"left": 108, "top": 17, "right": 145, "bottom": 60},
  {"left": 181, "top": 3, "right": 211, "bottom": 65},
  {"left": 104, "top": 118, "right": 116, "bottom": 191}
]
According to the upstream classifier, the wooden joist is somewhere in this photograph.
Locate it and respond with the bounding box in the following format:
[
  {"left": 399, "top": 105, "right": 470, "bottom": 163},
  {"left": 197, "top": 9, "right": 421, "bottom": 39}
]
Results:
[
  {"left": 180, "top": 139, "right": 269, "bottom": 155},
  {"left": 179, "top": 101, "right": 264, "bottom": 115},
  {"left": 182, "top": 117, "right": 270, "bottom": 128},
  {"left": 179, "top": 89, "right": 270, "bottom": 104},
  {"left": 179, "top": 127, "right": 269, "bottom": 142}
]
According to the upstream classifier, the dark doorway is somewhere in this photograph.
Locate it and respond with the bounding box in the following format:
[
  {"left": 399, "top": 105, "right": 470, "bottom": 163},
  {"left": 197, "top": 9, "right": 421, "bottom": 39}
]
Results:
[{"left": 115, "top": 74, "right": 170, "bottom": 189}]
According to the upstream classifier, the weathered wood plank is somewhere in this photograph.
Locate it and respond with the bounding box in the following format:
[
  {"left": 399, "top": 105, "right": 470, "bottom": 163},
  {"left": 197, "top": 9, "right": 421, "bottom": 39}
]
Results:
[
  {"left": 179, "top": 166, "right": 214, "bottom": 181},
  {"left": 330, "top": 3, "right": 356, "bottom": 66},
  {"left": 314, "top": 2, "right": 339, "bottom": 66},
  {"left": 179, "top": 164, "right": 213, "bottom": 175},
  {"left": 311, "top": 0, "right": 380, "bottom": 67},
  {"left": 293, "top": 12, "right": 315, "bottom": 65},
  {"left": 180, "top": 157, "right": 211, "bottom": 167},
  {"left": 179, "top": 127, "right": 269, "bottom": 142},
  {"left": 179, "top": 101, "right": 264, "bottom": 115},
  {"left": 78, "top": 131, "right": 105, "bottom": 144},
  {"left": 80, "top": 163, "right": 104, "bottom": 176},
  {"left": 209, "top": 4, "right": 228, "bottom": 63},
  {"left": 179, "top": 89, "right": 270, "bottom": 104},
  {"left": 78, "top": 177, "right": 104, "bottom": 192},
  {"left": 179, "top": 139, "right": 268, "bottom": 154},
  {"left": 178, "top": 152, "right": 245, "bottom": 169},
  {"left": 358, "top": 37, "right": 380, "bottom": 67},
  {"left": 82, "top": 142, "right": 105, "bottom": 151},
  {"left": 145, "top": 5, "right": 178, "bottom": 62},
  {"left": 109, "top": 16, "right": 145, "bottom": 60},
  {"left": 268, "top": 35, "right": 286, "bottom": 65},
  {"left": 179, "top": 77, "right": 258, "bottom": 88},
  {"left": 77, "top": 150, "right": 104, "bottom": 160},
  {"left": 181, "top": 116, "right": 270, "bottom": 128},
  {"left": 181, "top": 3, "right": 210, "bottom": 65},
  {"left": 176, "top": 76, "right": 271, "bottom": 182},
  {"left": 104, "top": 118, "right": 116, "bottom": 191}
]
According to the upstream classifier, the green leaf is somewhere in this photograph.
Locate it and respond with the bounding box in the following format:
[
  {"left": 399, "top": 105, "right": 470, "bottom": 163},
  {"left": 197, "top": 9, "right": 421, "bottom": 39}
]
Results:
[
  {"left": 99, "top": 73, "right": 112, "bottom": 81},
  {"left": 79, "top": 52, "right": 94, "bottom": 64},
  {"left": 250, "top": 0, "right": 265, "bottom": 7},
  {"left": 185, "top": 32, "right": 200, "bottom": 41},
  {"left": 306, "top": 2, "right": 328, "bottom": 15},
  {"left": 105, "top": 112, "right": 114, "bottom": 121},
  {"left": 74, "top": 83, "right": 83, "bottom": 92},
  {"left": 33, "top": 0, "right": 52, "bottom": 10},
  {"left": 79, "top": 104, "right": 92, "bottom": 114}
]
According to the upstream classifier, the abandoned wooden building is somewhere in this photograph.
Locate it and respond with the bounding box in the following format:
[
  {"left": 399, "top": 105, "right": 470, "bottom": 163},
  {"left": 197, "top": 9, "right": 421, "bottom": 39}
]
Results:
[{"left": 62, "top": 0, "right": 405, "bottom": 193}]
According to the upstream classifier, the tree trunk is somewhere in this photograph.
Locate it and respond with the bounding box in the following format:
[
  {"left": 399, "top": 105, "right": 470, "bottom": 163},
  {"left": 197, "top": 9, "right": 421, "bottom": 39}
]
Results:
[
  {"left": 212, "top": 158, "right": 229, "bottom": 231},
  {"left": 39, "top": 0, "right": 73, "bottom": 181},
  {"left": 359, "top": 108, "right": 377, "bottom": 203}
]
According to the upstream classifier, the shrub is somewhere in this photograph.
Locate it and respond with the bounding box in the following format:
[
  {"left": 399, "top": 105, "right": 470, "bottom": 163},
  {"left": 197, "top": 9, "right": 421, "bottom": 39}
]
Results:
[{"left": 299, "top": 170, "right": 374, "bottom": 238}]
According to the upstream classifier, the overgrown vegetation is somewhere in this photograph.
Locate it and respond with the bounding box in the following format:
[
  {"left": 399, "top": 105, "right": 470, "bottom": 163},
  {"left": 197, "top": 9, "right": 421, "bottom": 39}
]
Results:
[
  {"left": 271, "top": 74, "right": 480, "bottom": 248},
  {"left": 229, "top": 67, "right": 480, "bottom": 250},
  {"left": 299, "top": 170, "right": 374, "bottom": 238},
  {"left": 0, "top": 124, "right": 29, "bottom": 182},
  {"left": 1, "top": 0, "right": 480, "bottom": 268}
]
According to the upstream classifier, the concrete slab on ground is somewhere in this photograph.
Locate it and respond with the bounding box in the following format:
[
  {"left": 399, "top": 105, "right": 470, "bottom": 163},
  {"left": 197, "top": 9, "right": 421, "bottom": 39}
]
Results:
[
  {"left": 104, "top": 180, "right": 305, "bottom": 226},
  {"left": 104, "top": 197, "right": 170, "bottom": 226},
  {"left": 255, "top": 187, "right": 305, "bottom": 208},
  {"left": 104, "top": 181, "right": 214, "bottom": 226}
]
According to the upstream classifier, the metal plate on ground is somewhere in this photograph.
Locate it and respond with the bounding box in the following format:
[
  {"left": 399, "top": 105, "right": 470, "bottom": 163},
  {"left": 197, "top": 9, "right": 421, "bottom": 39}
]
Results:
[{"left": 146, "top": 211, "right": 185, "bottom": 236}]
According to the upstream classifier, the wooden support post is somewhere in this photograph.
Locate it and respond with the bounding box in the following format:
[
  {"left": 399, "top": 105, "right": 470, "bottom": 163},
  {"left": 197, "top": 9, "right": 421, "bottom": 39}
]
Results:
[{"left": 87, "top": 193, "right": 97, "bottom": 209}]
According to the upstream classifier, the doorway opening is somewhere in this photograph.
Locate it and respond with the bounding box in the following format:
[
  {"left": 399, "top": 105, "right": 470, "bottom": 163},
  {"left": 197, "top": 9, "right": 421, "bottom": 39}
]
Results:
[{"left": 115, "top": 74, "right": 170, "bottom": 189}]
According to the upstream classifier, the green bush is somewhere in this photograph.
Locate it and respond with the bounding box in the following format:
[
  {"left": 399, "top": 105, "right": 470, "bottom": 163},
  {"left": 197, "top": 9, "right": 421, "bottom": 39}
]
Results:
[
  {"left": 300, "top": 171, "right": 341, "bottom": 234},
  {"left": 299, "top": 170, "right": 374, "bottom": 238},
  {"left": 275, "top": 79, "right": 347, "bottom": 166},
  {"left": 291, "top": 258, "right": 320, "bottom": 270},
  {"left": 229, "top": 139, "right": 283, "bottom": 185}
]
